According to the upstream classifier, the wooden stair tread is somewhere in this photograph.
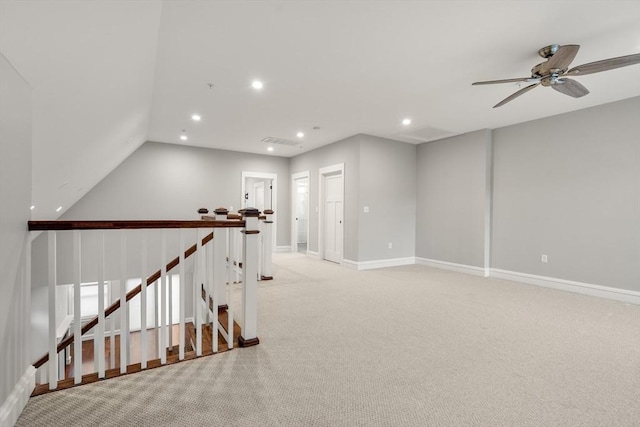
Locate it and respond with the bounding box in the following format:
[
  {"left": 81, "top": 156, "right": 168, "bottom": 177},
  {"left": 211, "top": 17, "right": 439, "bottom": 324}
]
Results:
[{"left": 33, "top": 311, "right": 242, "bottom": 396}]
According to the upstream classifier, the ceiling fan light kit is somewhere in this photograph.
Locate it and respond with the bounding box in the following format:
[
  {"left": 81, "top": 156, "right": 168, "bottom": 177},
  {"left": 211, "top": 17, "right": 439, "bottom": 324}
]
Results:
[{"left": 472, "top": 44, "right": 640, "bottom": 108}]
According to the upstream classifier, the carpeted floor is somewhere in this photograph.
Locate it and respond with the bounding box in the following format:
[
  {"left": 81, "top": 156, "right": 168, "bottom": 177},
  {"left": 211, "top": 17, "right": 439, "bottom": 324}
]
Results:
[{"left": 16, "top": 253, "right": 640, "bottom": 426}]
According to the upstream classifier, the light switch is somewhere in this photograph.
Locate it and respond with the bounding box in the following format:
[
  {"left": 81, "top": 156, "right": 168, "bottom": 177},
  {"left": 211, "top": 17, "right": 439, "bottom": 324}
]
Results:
[{"left": 363, "top": 206, "right": 369, "bottom": 213}]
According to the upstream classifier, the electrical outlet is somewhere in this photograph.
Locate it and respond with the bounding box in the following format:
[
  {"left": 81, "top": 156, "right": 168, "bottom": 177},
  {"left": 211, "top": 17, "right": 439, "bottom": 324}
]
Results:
[
  {"left": 541, "top": 254, "right": 548, "bottom": 263},
  {"left": 388, "top": 242, "right": 392, "bottom": 249},
  {"left": 363, "top": 206, "right": 369, "bottom": 213}
]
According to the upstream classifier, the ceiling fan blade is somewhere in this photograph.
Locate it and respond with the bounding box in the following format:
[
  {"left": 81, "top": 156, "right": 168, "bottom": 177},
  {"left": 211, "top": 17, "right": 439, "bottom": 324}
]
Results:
[
  {"left": 493, "top": 82, "right": 540, "bottom": 108},
  {"left": 552, "top": 78, "right": 590, "bottom": 98},
  {"left": 566, "top": 53, "right": 640, "bottom": 76},
  {"left": 472, "top": 77, "right": 540, "bottom": 85},
  {"left": 542, "top": 44, "right": 580, "bottom": 72}
]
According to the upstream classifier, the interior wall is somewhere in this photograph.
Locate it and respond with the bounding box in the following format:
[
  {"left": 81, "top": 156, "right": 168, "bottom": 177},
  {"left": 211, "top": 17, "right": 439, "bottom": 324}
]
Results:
[
  {"left": 358, "top": 135, "right": 416, "bottom": 262},
  {"left": 0, "top": 53, "right": 33, "bottom": 423},
  {"left": 58, "top": 141, "right": 290, "bottom": 241},
  {"left": 31, "top": 141, "right": 290, "bottom": 284},
  {"left": 415, "top": 130, "right": 490, "bottom": 267},
  {"left": 290, "top": 135, "right": 360, "bottom": 260},
  {"left": 492, "top": 97, "right": 640, "bottom": 291}
]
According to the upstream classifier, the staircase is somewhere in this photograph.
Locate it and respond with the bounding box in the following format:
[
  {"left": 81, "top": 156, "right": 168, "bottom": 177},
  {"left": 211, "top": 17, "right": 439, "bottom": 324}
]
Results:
[{"left": 28, "top": 208, "right": 273, "bottom": 394}]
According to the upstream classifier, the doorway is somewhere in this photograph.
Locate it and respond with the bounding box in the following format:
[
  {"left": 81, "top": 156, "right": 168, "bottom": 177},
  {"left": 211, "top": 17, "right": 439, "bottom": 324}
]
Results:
[
  {"left": 319, "top": 164, "right": 344, "bottom": 264},
  {"left": 291, "top": 172, "right": 309, "bottom": 254},
  {"left": 241, "top": 171, "right": 277, "bottom": 251}
]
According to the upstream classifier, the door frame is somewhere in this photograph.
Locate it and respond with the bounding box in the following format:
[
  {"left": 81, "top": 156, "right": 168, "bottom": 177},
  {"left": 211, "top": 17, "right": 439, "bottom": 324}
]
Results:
[
  {"left": 291, "top": 171, "right": 310, "bottom": 254},
  {"left": 241, "top": 171, "right": 277, "bottom": 251},
  {"left": 318, "top": 163, "right": 344, "bottom": 263}
]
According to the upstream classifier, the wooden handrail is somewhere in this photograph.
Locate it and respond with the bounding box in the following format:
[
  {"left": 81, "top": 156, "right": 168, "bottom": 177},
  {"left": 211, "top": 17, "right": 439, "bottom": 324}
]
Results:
[
  {"left": 28, "top": 219, "right": 244, "bottom": 231},
  {"left": 33, "top": 231, "right": 216, "bottom": 369}
]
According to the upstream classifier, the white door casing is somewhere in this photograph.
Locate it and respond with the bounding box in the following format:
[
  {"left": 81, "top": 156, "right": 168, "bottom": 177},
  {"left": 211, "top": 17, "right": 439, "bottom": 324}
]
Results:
[{"left": 241, "top": 171, "right": 277, "bottom": 251}]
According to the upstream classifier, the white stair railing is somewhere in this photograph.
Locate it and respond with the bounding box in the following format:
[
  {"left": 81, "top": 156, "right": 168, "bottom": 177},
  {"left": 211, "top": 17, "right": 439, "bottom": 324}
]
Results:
[{"left": 29, "top": 212, "right": 260, "bottom": 392}]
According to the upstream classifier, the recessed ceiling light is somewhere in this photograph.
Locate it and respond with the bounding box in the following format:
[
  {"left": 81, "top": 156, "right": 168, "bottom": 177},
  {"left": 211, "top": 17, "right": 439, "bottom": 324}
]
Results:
[
  {"left": 267, "top": 146, "right": 274, "bottom": 152},
  {"left": 56, "top": 206, "right": 62, "bottom": 212},
  {"left": 180, "top": 135, "right": 188, "bottom": 141},
  {"left": 191, "top": 114, "right": 201, "bottom": 121},
  {"left": 296, "top": 132, "right": 304, "bottom": 138},
  {"left": 252, "top": 80, "right": 263, "bottom": 90},
  {"left": 30, "top": 205, "right": 35, "bottom": 210},
  {"left": 402, "top": 118, "right": 411, "bottom": 125}
]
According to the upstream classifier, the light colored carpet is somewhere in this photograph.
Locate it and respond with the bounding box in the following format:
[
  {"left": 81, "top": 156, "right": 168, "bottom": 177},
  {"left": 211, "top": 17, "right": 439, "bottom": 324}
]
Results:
[{"left": 17, "top": 253, "right": 640, "bottom": 426}]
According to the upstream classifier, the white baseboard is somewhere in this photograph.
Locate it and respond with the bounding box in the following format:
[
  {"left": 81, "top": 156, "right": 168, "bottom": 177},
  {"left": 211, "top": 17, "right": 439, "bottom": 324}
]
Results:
[
  {"left": 490, "top": 269, "right": 640, "bottom": 305},
  {"left": 0, "top": 366, "right": 36, "bottom": 427},
  {"left": 275, "top": 246, "right": 291, "bottom": 253},
  {"left": 307, "top": 251, "right": 320, "bottom": 259},
  {"left": 343, "top": 257, "right": 416, "bottom": 271},
  {"left": 415, "top": 257, "right": 485, "bottom": 277}
]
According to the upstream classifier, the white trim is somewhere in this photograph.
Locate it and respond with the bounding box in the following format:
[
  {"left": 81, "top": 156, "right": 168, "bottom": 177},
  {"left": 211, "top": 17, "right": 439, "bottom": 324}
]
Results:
[
  {"left": 343, "top": 257, "right": 416, "bottom": 271},
  {"left": 0, "top": 366, "right": 36, "bottom": 427},
  {"left": 415, "top": 257, "right": 485, "bottom": 277},
  {"left": 318, "top": 163, "right": 344, "bottom": 264},
  {"left": 275, "top": 246, "right": 291, "bottom": 253},
  {"left": 490, "top": 269, "right": 640, "bottom": 305},
  {"left": 307, "top": 250, "right": 320, "bottom": 259}
]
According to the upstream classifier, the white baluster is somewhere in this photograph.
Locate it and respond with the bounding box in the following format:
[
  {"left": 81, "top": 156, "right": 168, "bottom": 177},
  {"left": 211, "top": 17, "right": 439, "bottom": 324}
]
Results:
[
  {"left": 195, "top": 229, "right": 203, "bottom": 356},
  {"left": 210, "top": 228, "right": 218, "bottom": 353},
  {"left": 140, "top": 231, "right": 148, "bottom": 369},
  {"left": 97, "top": 231, "right": 105, "bottom": 378},
  {"left": 120, "top": 231, "right": 128, "bottom": 374},
  {"left": 48, "top": 231, "right": 58, "bottom": 390},
  {"left": 160, "top": 230, "right": 167, "bottom": 364},
  {"left": 109, "top": 309, "right": 115, "bottom": 370},
  {"left": 73, "top": 230, "right": 82, "bottom": 384},
  {"left": 179, "top": 229, "right": 185, "bottom": 360},
  {"left": 168, "top": 274, "right": 173, "bottom": 350},
  {"left": 227, "top": 225, "right": 234, "bottom": 349}
]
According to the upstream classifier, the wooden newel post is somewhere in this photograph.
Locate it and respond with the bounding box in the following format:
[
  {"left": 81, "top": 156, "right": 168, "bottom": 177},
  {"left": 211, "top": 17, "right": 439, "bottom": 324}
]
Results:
[
  {"left": 213, "top": 207, "right": 229, "bottom": 309},
  {"left": 239, "top": 208, "right": 260, "bottom": 347},
  {"left": 261, "top": 209, "right": 274, "bottom": 280}
]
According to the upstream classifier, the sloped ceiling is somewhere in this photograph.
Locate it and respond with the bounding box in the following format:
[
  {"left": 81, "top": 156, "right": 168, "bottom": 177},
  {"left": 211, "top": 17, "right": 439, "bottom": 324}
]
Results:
[
  {"left": 1, "top": 1, "right": 639, "bottom": 220},
  {"left": 0, "top": 1, "right": 162, "bottom": 220}
]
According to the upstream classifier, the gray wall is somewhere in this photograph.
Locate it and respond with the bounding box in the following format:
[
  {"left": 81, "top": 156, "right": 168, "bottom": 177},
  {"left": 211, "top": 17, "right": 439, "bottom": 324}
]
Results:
[
  {"left": 358, "top": 135, "right": 416, "bottom": 262},
  {"left": 415, "top": 130, "right": 491, "bottom": 267},
  {"left": 290, "top": 135, "right": 360, "bottom": 260},
  {"left": 492, "top": 97, "right": 640, "bottom": 291},
  {"left": 0, "top": 54, "right": 32, "bottom": 417},
  {"left": 59, "top": 141, "right": 290, "bottom": 245}
]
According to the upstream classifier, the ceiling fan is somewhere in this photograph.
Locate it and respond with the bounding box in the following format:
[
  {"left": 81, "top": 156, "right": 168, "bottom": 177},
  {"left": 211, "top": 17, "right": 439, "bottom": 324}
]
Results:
[{"left": 473, "top": 44, "right": 640, "bottom": 108}]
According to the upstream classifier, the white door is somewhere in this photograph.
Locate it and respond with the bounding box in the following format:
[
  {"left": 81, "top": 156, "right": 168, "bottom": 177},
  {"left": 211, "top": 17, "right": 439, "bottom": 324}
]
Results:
[
  {"left": 254, "top": 182, "right": 265, "bottom": 212},
  {"left": 323, "top": 173, "right": 343, "bottom": 263}
]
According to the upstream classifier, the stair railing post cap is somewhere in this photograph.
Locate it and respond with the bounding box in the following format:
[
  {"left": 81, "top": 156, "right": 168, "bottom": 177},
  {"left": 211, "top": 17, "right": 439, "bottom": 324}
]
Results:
[{"left": 240, "top": 208, "right": 260, "bottom": 217}]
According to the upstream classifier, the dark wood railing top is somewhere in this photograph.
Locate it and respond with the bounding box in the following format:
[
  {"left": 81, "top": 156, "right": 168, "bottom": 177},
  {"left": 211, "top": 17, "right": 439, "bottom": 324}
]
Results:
[{"left": 28, "top": 219, "right": 245, "bottom": 231}]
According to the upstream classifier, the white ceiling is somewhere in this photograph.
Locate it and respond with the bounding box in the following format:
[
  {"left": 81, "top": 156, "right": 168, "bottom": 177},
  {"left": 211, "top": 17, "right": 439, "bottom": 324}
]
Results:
[{"left": 1, "top": 1, "right": 639, "bottom": 219}]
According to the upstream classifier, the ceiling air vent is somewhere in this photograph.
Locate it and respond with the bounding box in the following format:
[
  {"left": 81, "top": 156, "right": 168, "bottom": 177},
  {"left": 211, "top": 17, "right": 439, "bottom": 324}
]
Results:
[
  {"left": 396, "top": 126, "right": 457, "bottom": 143},
  {"left": 261, "top": 137, "right": 299, "bottom": 146}
]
